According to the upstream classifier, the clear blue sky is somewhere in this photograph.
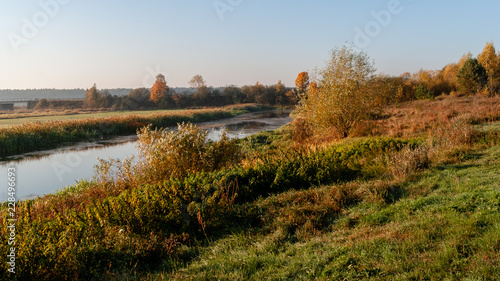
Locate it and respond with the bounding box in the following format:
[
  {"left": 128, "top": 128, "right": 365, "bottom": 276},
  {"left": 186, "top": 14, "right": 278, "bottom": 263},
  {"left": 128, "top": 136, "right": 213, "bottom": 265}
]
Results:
[{"left": 1, "top": 0, "right": 499, "bottom": 89}]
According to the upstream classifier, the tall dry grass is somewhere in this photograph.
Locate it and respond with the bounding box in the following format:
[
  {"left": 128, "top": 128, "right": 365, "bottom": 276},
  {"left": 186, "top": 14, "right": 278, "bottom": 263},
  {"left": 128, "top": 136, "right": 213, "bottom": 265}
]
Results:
[
  {"left": 349, "top": 95, "right": 500, "bottom": 139},
  {"left": 0, "top": 104, "right": 260, "bottom": 158}
]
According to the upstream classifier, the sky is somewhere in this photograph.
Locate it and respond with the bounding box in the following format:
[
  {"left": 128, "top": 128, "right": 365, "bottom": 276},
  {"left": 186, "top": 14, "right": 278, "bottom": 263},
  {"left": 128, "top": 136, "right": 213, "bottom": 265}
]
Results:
[{"left": 1, "top": 0, "right": 500, "bottom": 90}]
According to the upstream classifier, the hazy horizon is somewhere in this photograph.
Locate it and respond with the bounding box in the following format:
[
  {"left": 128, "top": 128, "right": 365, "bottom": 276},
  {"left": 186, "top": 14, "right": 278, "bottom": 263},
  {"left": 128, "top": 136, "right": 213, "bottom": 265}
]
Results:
[{"left": 1, "top": 0, "right": 500, "bottom": 90}]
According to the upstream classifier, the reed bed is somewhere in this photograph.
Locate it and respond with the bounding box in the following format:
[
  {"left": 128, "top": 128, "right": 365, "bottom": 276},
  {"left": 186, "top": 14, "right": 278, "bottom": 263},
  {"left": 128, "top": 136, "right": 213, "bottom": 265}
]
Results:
[{"left": 0, "top": 104, "right": 262, "bottom": 158}]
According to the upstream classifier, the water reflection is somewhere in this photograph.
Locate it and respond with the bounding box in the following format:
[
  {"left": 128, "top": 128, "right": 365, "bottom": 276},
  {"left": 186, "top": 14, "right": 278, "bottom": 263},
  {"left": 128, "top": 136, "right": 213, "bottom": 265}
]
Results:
[{"left": 0, "top": 111, "right": 292, "bottom": 201}]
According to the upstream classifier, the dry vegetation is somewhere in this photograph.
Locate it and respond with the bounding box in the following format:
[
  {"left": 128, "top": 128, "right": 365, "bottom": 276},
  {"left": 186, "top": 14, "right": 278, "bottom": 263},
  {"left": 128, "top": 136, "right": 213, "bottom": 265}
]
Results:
[
  {"left": 1, "top": 42, "right": 500, "bottom": 280},
  {"left": 1, "top": 94, "right": 499, "bottom": 280},
  {"left": 0, "top": 107, "right": 112, "bottom": 121},
  {"left": 0, "top": 104, "right": 263, "bottom": 158},
  {"left": 301, "top": 94, "right": 500, "bottom": 143}
]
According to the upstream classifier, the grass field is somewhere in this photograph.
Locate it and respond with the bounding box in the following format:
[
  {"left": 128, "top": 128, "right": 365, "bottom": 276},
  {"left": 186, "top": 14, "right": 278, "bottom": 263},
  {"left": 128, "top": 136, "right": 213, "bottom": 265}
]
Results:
[
  {"left": 0, "top": 109, "right": 187, "bottom": 128},
  {"left": 0, "top": 104, "right": 266, "bottom": 158},
  {"left": 160, "top": 144, "right": 500, "bottom": 280},
  {"left": 0, "top": 96, "right": 499, "bottom": 280}
]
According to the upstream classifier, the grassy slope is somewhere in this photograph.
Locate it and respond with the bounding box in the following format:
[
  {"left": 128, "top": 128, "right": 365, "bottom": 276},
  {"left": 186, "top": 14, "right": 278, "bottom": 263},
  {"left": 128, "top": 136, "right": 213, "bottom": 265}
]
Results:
[
  {"left": 155, "top": 141, "right": 500, "bottom": 279},
  {"left": 1, "top": 96, "right": 498, "bottom": 280}
]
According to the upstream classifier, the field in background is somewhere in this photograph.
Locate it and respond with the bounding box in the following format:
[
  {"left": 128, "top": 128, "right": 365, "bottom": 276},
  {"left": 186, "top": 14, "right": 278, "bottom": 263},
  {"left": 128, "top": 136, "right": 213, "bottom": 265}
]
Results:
[
  {"left": 0, "top": 108, "right": 188, "bottom": 128},
  {"left": 0, "top": 104, "right": 267, "bottom": 158}
]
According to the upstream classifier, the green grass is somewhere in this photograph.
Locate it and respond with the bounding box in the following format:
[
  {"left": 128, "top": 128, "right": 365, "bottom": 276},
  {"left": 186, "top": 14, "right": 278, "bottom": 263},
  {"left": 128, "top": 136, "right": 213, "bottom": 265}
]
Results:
[
  {"left": 150, "top": 145, "right": 500, "bottom": 280},
  {"left": 476, "top": 121, "right": 500, "bottom": 132},
  {"left": 1, "top": 114, "right": 499, "bottom": 280}
]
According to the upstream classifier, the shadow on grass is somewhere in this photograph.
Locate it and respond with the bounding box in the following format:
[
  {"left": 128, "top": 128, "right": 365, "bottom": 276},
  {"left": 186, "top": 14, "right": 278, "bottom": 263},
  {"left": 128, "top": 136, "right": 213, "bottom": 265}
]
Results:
[{"left": 436, "top": 164, "right": 479, "bottom": 171}]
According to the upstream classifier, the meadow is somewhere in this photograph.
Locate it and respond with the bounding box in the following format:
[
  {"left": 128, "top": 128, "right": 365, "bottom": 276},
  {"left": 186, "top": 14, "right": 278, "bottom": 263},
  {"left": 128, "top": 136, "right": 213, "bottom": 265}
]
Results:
[
  {"left": 0, "top": 95, "right": 499, "bottom": 280},
  {"left": 0, "top": 104, "right": 265, "bottom": 158}
]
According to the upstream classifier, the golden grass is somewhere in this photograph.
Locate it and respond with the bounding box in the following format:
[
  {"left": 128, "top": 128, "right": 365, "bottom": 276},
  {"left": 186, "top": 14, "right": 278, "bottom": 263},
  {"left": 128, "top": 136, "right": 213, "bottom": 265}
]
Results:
[
  {"left": 0, "top": 108, "right": 190, "bottom": 128},
  {"left": 306, "top": 95, "right": 500, "bottom": 143}
]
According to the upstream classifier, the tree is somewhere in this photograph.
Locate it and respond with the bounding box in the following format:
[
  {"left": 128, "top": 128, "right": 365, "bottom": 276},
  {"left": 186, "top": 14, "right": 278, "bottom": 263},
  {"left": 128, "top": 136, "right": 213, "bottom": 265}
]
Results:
[
  {"left": 122, "top": 88, "right": 153, "bottom": 110},
  {"left": 457, "top": 52, "right": 473, "bottom": 70},
  {"left": 84, "top": 84, "right": 100, "bottom": 108},
  {"left": 457, "top": 58, "right": 488, "bottom": 94},
  {"left": 189, "top": 75, "right": 210, "bottom": 105},
  {"left": 441, "top": 63, "right": 459, "bottom": 92},
  {"left": 150, "top": 74, "right": 169, "bottom": 104},
  {"left": 477, "top": 42, "right": 499, "bottom": 93},
  {"left": 295, "top": 72, "right": 309, "bottom": 96},
  {"left": 298, "top": 45, "right": 376, "bottom": 138},
  {"left": 274, "top": 80, "right": 286, "bottom": 107},
  {"left": 189, "top": 74, "right": 206, "bottom": 89},
  {"left": 223, "top": 85, "right": 244, "bottom": 104}
]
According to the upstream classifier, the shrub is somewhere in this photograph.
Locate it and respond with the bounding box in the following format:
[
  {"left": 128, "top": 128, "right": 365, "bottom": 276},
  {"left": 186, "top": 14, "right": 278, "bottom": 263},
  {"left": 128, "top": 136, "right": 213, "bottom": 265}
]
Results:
[
  {"left": 384, "top": 145, "right": 430, "bottom": 181},
  {"left": 95, "top": 123, "right": 242, "bottom": 188},
  {"left": 297, "top": 45, "right": 378, "bottom": 138}
]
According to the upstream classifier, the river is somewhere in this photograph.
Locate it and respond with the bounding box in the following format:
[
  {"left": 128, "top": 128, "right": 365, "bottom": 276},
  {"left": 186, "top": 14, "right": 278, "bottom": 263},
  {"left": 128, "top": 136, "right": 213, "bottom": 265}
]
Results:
[{"left": 0, "top": 111, "right": 292, "bottom": 201}]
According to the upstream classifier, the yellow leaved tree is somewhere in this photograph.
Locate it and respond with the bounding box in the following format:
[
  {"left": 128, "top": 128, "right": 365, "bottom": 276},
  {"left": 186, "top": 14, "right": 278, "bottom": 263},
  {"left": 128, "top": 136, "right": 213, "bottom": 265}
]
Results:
[
  {"left": 150, "top": 74, "right": 169, "bottom": 104},
  {"left": 477, "top": 42, "right": 500, "bottom": 93},
  {"left": 297, "top": 45, "right": 377, "bottom": 138}
]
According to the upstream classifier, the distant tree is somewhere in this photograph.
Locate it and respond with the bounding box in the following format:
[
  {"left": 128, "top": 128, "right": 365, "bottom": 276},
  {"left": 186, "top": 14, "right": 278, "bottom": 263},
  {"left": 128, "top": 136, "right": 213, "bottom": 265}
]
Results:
[
  {"left": 83, "top": 84, "right": 117, "bottom": 108},
  {"left": 274, "top": 80, "right": 286, "bottom": 107},
  {"left": 298, "top": 45, "right": 377, "bottom": 138},
  {"left": 150, "top": 74, "right": 169, "bottom": 104},
  {"left": 99, "top": 90, "right": 114, "bottom": 108},
  {"left": 440, "top": 63, "right": 459, "bottom": 92},
  {"left": 84, "top": 84, "right": 101, "bottom": 108},
  {"left": 477, "top": 42, "right": 500, "bottom": 93},
  {"left": 290, "top": 72, "right": 310, "bottom": 103},
  {"left": 189, "top": 75, "right": 210, "bottom": 105},
  {"left": 285, "top": 90, "right": 298, "bottom": 104},
  {"left": 223, "top": 85, "right": 244, "bottom": 104},
  {"left": 295, "top": 72, "right": 310, "bottom": 95},
  {"left": 251, "top": 82, "right": 269, "bottom": 105},
  {"left": 457, "top": 52, "right": 473, "bottom": 70},
  {"left": 457, "top": 58, "right": 488, "bottom": 94},
  {"left": 122, "top": 88, "right": 153, "bottom": 110}
]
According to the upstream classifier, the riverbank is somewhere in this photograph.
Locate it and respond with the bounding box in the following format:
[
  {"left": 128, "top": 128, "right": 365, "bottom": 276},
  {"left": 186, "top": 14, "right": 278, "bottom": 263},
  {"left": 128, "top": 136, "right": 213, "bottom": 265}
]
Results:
[
  {"left": 0, "top": 110, "right": 292, "bottom": 201},
  {"left": 0, "top": 104, "right": 268, "bottom": 158},
  {"left": 1, "top": 97, "right": 499, "bottom": 280}
]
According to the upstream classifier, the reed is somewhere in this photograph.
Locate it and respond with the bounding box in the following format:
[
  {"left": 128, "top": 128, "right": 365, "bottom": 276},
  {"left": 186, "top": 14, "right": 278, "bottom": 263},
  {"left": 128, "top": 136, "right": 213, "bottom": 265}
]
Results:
[{"left": 0, "top": 104, "right": 262, "bottom": 158}]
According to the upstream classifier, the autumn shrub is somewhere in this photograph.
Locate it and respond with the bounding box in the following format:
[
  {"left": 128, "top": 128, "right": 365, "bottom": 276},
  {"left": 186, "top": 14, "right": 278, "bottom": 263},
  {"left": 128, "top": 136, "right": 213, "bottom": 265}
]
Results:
[
  {"left": 382, "top": 145, "right": 431, "bottom": 181},
  {"left": 297, "top": 45, "right": 380, "bottom": 138},
  {"left": 95, "top": 123, "right": 242, "bottom": 189},
  {"left": 432, "top": 114, "right": 476, "bottom": 147},
  {"left": 0, "top": 135, "right": 425, "bottom": 280},
  {"left": 291, "top": 117, "right": 312, "bottom": 143}
]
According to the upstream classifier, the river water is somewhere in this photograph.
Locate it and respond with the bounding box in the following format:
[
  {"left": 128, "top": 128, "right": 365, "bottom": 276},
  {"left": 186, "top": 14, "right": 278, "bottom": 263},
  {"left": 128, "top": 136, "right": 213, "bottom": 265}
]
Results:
[{"left": 0, "top": 111, "right": 292, "bottom": 201}]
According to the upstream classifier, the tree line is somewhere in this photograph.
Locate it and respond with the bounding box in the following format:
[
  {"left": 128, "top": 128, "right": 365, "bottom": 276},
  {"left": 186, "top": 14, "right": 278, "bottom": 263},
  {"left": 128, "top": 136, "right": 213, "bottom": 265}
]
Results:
[
  {"left": 82, "top": 74, "right": 297, "bottom": 110},
  {"left": 295, "top": 42, "right": 500, "bottom": 138}
]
